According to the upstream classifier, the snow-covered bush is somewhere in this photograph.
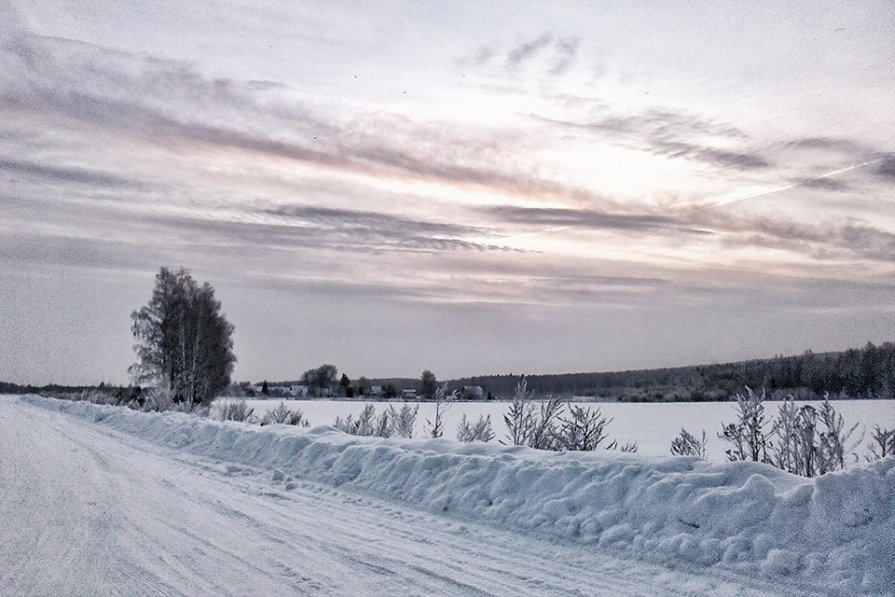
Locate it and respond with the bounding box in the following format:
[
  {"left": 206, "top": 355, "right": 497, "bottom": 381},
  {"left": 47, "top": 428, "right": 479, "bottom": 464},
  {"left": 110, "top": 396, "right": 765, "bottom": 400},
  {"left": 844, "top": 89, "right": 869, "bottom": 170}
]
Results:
[
  {"left": 210, "top": 399, "right": 255, "bottom": 423},
  {"left": 814, "top": 399, "right": 859, "bottom": 473},
  {"left": 334, "top": 404, "right": 376, "bottom": 436},
  {"left": 719, "top": 389, "right": 861, "bottom": 477},
  {"left": 529, "top": 394, "right": 564, "bottom": 450},
  {"left": 456, "top": 414, "right": 494, "bottom": 443},
  {"left": 502, "top": 379, "right": 563, "bottom": 447},
  {"left": 502, "top": 378, "right": 627, "bottom": 452},
  {"left": 389, "top": 404, "right": 418, "bottom": 439},
  {"left": 502, "top": 378, "right": 536, "bottom": 446},
  {"left": 333, "top": 414, "right": 356, "bottom": 434},
  {"left": 334, "top": 403, "right": 417, "bottom": 438},
  {"left": 719, "top": 387, "right": 770, "bottom": 463},
  {"left": 425, "top": 383, "right": 451, "bottom": 438},
  {"left": 260, "top": 402, "right": 309, "bottom": 427},
  {"left": 768, "top": 396, "right": 860, "bottom": 477},
  {"left": 356, "top": 403, "right": 378, "bottom": 435},
  {"left": 375, "top": 409, "right": 391, "bottom": 437},
  {"left": 141, "top": 385, "right": 175, "bottom": 412},
  {"left": 670, "top": 428, "right": 707, "bottom": 458},
  {"left": 557, "top": 404, "right": 611, "bottom": 451},
  {"left": 866, "top": 425, "right": 895, "bottom": 461},
  {"left": 769, "top": 397, "right": 802, "bottom": 472}
]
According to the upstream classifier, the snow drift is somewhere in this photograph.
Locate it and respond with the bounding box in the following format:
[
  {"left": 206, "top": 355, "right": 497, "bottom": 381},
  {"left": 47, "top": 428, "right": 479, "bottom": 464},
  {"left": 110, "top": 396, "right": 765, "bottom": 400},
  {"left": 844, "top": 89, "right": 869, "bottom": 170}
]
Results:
[{"left": 24, "top": 396, "right": 894, "bottom": 594}]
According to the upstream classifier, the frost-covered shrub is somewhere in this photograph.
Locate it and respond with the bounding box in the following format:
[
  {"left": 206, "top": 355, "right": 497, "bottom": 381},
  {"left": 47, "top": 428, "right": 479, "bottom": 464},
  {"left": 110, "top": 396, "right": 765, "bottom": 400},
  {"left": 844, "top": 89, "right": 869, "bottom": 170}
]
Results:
[
  {"left": 356, "top": 403, "right": 377, "bottom": 435},
  {"left": 210, "top": 399, "right": 255, "bottom": 422},
  {"left": 334, "top": 403, "right": 417, "bottom": 438},
  {"left": 768, "top": 396, "right": 859, "bottom": 477},
  {"left": 502, "top": 378, "right": 628, "bottom": 452},
  {"left": 502, "top": 378, "right": 536, "bottom": 446},
  {"left": 456, "top": 414, "right": 495, "bottom": 443},
  {"left": 502, "top": 379, "right": 561, "bottom": 447},
  {"left": 670, "top": 428, "right": 707, "bottom": 458},
  {"left": 815, "top": 398, "right": 860, "bottom": 472},
  {"left": 261, "top": 402, "right": 309, "bottom": 427},
  {"left": 557, "top": 404, "right": 611, "bottom": 451},
  {"left": 770, "top": 397, "right": 804, "bottom": 473},
  {"left": 375, "top": 409, "right": 391, "bottom": 437},
  {"left": 141, "top": 385, "right": 175, "bottom": 412},
  {"left": 425, "top": 383, "right": 451, "bottom": 438},
  {"left": 335, "top": 404, "right": 377, "bottom": 436},
  {"left": 719, "top": 387, "right": 770, "bottom": 463},
  {"left": 719, "top": 389, "right": 861, "bottom": 477},
  {"left": 530, "top": 395, "right": 564, "bottom": 450},
  {"left": 388, "top": 404, "right": 418, "bottom": 439},
  {"left": 866, "top": 426, "right": 895, "bottom": 461},
  {"left": 333, "top": 414, "right": 355, "bottom": 434}
]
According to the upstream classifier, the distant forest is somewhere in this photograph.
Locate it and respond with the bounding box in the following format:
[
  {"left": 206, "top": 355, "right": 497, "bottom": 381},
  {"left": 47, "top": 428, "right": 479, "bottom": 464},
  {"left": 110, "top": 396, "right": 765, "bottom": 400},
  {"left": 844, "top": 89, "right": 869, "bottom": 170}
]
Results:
[
  {"left": 2, "top": 341, "right": 893, "bottom": 402},
  {"left": 446, "top": 342, "right": 895, "bottom": 401}
]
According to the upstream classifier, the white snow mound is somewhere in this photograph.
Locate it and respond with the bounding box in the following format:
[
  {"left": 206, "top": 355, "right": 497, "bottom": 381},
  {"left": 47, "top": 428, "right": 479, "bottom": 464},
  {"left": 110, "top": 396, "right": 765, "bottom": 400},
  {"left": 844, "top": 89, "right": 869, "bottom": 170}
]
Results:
[{"left": 24, "top": 396, "right": 895, "bottom": 594}]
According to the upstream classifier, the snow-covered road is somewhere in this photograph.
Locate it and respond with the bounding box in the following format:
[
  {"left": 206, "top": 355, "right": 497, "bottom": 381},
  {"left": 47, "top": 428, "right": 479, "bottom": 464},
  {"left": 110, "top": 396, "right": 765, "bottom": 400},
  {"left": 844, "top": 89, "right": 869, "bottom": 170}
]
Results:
[{"left": 0, "top": 397, "right": 887, "bottom": 596}]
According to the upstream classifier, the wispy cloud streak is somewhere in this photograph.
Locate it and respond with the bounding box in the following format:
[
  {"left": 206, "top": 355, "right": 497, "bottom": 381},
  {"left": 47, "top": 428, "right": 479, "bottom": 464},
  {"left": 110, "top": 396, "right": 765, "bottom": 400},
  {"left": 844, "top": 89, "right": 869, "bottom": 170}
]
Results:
[
  {"left": 531, "top": 112, "right": 769, "bottom": 171},
  {"left": 0, "top": 157, "right": 145, "bottom": 188},
  {"left": 1, "top": 34, "right": 617, "bottom": 208}
]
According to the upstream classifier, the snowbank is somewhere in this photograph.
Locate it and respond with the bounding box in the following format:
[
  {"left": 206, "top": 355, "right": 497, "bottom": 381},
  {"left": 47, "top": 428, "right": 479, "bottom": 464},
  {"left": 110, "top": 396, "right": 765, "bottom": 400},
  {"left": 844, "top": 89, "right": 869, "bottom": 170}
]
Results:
[{"left": 24, "top": 396, "right": 894, "bottom": 594}]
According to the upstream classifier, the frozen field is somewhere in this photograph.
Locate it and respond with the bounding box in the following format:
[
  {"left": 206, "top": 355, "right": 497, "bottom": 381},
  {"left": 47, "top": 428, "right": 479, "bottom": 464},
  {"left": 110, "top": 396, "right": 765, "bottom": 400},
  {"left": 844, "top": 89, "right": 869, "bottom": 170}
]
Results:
[{"left": 227, "top": 398, "right": 895, "bottom": 461}]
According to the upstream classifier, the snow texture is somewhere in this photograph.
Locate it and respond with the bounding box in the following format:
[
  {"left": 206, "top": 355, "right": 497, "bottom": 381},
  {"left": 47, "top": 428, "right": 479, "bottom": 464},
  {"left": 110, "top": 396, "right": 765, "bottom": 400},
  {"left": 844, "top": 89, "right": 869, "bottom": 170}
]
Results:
[{"left": 22, "top": 395, "right": 895, "bottom": 595}]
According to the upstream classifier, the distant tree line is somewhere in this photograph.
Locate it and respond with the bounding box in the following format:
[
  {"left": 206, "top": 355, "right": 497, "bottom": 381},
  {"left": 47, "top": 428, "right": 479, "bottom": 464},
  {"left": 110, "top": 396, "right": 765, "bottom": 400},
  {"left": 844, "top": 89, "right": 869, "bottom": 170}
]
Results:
[
  {"left": 0, "top": 381, "right": 143, "bottom": 402},
  {"left": 450, "top": 342, "right": 895, "bottom": 401},
  {"left": 4, "top": 336, "right": 893, "bottom": 405}
]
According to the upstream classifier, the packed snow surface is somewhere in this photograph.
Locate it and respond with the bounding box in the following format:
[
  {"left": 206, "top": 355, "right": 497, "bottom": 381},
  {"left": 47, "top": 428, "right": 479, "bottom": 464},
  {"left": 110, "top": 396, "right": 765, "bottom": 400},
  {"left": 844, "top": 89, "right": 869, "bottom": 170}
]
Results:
[{"left": 6, "top": 396, "right": 895, "bottom": 596}]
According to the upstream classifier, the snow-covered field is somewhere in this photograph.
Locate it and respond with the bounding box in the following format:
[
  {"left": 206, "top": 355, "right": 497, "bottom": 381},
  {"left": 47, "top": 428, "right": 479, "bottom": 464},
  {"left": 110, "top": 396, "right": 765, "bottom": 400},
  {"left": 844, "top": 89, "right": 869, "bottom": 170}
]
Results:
[
  {"left": 2, "top": 395, "right": 892, "bottom": 596},
  {"left": 225, "top": 398, "right": 895, "bottom": 460}
]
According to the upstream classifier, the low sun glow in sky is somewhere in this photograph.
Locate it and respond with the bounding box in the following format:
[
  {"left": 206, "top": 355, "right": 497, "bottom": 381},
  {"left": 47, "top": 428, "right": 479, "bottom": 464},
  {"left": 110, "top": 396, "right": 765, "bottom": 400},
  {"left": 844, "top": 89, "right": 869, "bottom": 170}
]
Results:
[{"left": 1, "top": 1, "right": 893, "bottom": 385}]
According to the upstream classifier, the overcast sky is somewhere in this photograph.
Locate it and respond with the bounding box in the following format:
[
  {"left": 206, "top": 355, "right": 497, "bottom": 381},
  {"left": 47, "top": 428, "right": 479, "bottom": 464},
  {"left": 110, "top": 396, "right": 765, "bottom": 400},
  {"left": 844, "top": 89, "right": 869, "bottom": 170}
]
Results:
[{"left": 1, "top": 1, "right": 893, "bottom": 385}]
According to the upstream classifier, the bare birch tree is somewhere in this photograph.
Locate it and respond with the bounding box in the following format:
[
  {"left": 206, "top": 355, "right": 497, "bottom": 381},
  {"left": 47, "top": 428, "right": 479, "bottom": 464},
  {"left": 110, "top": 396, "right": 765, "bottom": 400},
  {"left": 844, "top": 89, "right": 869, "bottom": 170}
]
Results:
[{"left": 130, "top": 267, "right": 235, "bottom": 407}]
